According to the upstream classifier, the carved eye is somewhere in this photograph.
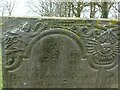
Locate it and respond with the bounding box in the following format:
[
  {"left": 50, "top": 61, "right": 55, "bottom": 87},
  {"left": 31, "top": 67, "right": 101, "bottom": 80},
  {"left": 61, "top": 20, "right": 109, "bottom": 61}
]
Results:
[
  {"left": 110, "top": 37, "right": 116, "bottom": 44},
  {"left": 100, "top": 36, "right": 106, "bottom": 43}
]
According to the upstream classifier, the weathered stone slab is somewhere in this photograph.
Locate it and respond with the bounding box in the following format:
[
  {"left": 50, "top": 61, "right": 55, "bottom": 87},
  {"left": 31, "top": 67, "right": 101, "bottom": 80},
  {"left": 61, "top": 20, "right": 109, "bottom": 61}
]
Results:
[{"left": 1, "top": 17, "right": 120, "bottom": 88}]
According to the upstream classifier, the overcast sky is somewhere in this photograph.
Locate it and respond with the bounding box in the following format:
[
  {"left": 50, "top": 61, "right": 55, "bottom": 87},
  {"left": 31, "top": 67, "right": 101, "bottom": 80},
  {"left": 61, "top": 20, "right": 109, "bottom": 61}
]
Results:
[
  {"left": 1, "top": 0, "right": 119, "bottom": 18},
  {"left": 13, "top": 0, "right": 28, "bottom": 16}
]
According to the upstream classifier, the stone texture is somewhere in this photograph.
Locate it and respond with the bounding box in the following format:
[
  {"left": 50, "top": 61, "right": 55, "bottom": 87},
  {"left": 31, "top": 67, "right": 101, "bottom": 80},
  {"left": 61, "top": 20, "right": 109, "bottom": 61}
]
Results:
[{"left": 1, "top": 17, "right": 120, "bottom": 88}]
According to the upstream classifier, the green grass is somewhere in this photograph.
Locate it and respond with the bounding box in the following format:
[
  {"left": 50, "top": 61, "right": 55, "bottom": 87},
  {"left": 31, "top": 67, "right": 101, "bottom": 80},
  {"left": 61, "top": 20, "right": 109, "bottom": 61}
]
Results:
[{"left": 0, "top": 45, "right": 3, "bottom": 89}]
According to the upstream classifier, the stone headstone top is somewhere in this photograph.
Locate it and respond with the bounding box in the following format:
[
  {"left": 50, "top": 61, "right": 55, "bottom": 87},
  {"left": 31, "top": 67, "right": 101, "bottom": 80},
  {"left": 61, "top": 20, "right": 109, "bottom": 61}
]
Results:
[{"left": 1, "top": 17, "right": 119, "bottom": 88}]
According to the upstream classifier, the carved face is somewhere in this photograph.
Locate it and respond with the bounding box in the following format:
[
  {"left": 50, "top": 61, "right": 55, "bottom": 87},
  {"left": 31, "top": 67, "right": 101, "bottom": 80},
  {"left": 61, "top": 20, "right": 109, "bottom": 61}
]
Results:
[
  {"left": 101, "top": 43, "right": 111, "bottom": 54},
  {"left": 86, "top": 32, "right": 119, "bottom": 66}
]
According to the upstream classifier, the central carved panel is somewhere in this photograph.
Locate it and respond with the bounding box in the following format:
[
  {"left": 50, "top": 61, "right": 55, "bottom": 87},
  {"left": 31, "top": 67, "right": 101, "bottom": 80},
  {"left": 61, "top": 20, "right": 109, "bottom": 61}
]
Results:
[
  {"left": 30, "top": 35, "right": 81, "bottom": 87},
  {"left": 26, "top": 29, "right": 84, "bottom": 88}
]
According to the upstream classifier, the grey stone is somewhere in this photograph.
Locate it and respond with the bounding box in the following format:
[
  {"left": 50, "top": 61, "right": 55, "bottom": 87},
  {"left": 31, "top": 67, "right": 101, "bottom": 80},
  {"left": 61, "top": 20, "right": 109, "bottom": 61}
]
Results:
[{"left": 1, "top": 17, "right": 119, "bottom": 88}]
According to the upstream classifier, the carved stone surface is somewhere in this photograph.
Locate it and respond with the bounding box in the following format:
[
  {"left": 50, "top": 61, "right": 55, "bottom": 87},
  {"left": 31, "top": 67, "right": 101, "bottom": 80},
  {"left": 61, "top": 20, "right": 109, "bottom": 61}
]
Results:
[{"left": 1, "top": 17, "right": 120, "bottom": 88}]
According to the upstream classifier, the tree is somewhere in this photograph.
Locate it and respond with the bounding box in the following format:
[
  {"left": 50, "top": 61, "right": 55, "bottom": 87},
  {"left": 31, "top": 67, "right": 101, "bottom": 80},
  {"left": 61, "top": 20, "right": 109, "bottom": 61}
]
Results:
[
  {"left": 27, "top": 0, "right": 56, "bottom": 16},
  {"left": 71, "top": 2, "right": 89, "bottom": 17},
  {"left": 26, "top": 0, "right": 117, "bottom": 18},
  {"left": 112, "top": 2, "right": 120, "bottom": 18},
  {"left": 90, "top": 2, "right": 96, "bottom": 18},
  {"left": 97, "top": 1, "right": 115, "bottom": 18},
  {"left": 0, "top": 0, "right": 16, "bottom": 16},
  {"left": 27, "top": 1, "right": 90, "bottom": 17}
]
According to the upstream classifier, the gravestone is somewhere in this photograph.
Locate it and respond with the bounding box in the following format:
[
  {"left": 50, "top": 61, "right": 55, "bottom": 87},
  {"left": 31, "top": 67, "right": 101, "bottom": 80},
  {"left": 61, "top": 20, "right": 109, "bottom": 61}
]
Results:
[{"left": 1, "top": 17, "right": 120, "bottom": 88}]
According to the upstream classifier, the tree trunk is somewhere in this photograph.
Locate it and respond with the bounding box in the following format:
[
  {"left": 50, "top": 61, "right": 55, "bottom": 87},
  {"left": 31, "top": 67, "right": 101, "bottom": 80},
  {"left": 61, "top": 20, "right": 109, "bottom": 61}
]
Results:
[
  {"left": 68, "top": 2, "right": 71, "bottom": 17},
  {"left": 101, "top": 2, "right": 109, "bottom": 18},
  {"left": 90, "top": 2, "right": 96, "bottom": 18}
]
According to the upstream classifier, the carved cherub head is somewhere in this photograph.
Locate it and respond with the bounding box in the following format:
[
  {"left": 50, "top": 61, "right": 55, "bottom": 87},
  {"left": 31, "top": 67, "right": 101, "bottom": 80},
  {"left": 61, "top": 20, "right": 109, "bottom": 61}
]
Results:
[{"left": 86, "top": 30, "right": 119, "bottom": 69}]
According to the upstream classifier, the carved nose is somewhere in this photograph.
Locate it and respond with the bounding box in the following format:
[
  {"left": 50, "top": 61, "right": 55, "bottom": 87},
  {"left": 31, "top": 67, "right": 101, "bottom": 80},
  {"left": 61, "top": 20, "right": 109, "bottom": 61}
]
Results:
[{"left": 101, "top": 43, "right": 111, "bottom": 53}]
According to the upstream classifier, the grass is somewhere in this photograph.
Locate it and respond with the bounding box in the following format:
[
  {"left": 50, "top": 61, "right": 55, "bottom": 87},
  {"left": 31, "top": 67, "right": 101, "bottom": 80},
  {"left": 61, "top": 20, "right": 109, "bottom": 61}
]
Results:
[{"left": 0, "top": 46, "right": 3, "bottom": 90}]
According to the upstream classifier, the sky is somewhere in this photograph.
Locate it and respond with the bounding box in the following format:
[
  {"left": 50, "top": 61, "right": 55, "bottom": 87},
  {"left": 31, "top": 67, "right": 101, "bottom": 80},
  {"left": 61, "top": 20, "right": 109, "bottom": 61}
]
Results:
[
  {"left": 13, "top": 0, "right": 42, "bottom": 16},
  {"left": 2, "top": 0, "right": 119, "bottom": 18},
  {"left": 13, "top": 0, "right": 28, "bottom": 16}
]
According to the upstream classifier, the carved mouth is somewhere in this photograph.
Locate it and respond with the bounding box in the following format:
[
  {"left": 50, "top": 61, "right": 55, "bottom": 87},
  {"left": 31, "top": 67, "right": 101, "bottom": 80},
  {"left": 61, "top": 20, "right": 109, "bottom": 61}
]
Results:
[
  {"left": 101, "top": 48, "right": 111, "bottom": 54},
  {"left": 95, "top": 58, "right": 114, "bottom": 65},
  {"left": 94, "top": 52, "right": 114, "bottom": 65}
]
